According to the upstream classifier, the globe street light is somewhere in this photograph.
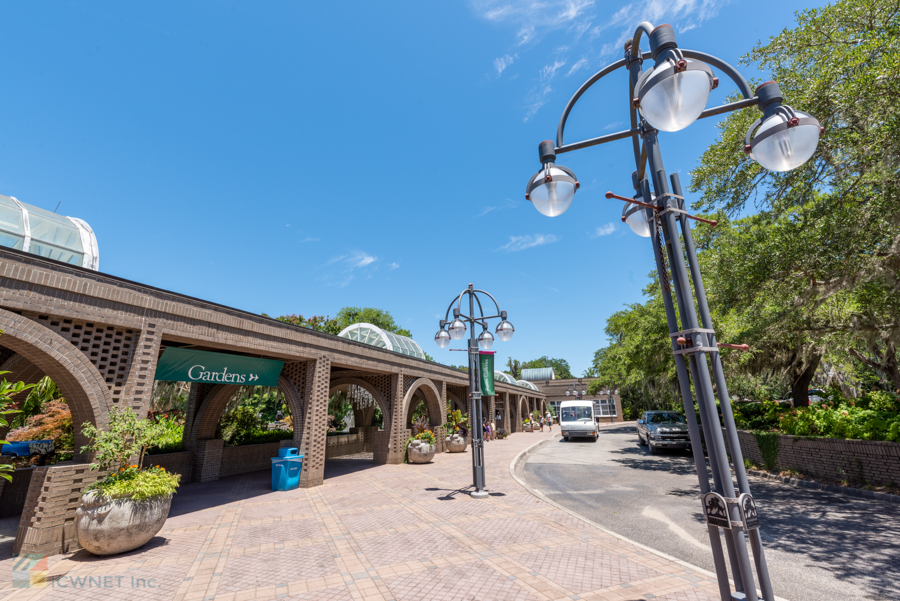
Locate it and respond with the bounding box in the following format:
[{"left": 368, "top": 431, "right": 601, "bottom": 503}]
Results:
[
  {"left": 434, "top": 284, "right": 514, "bottom": 499},
  {"left": 523, "top": 21, "right": 820, "bottom": 601}
]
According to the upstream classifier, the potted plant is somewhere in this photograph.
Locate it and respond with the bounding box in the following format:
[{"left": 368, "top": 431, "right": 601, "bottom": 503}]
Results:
[
  {"left": 444, "top": 409, "right": 469, "bottom": 452},
  {"left": 75, "top": 407, "right": 181, "bottom": 556},
  {"left": 522, "top": 419, "right": 532, "bottom": 432},
  {"left": 406, "top": 416, "right": 437, "bottom": 464}
]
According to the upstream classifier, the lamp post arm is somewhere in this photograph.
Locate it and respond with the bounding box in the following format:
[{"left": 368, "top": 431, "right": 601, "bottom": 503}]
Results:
[
  {"left": 680, "top": 50, "right": 754, "bottom": 99},
  {"left": 473, "top": 289, "right": 502, "bottom": 315},
  {"left": 556, "top": 57, "right": 643, "bottom": 148},
  {"left": 630, "top": 21, "right": 655, "bottom": 58}
]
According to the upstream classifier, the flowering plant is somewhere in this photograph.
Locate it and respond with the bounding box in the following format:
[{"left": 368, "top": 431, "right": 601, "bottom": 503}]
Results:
[
  {"left": 81, "top": 407, "right": 181, "bottom": 500},
  {"left": 414, "top": 429, "right": 437, "bottom": 446}
]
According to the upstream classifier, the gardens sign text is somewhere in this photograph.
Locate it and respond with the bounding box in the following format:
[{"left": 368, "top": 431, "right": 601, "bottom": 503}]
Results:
[{"left": 154, "top": 347, "right": 285, "bottom": 387}]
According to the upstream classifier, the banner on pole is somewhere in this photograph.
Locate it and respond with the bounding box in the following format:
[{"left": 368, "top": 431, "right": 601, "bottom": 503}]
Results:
[{"left": 479, "top": 351, "right": 495, "bottom": 396}]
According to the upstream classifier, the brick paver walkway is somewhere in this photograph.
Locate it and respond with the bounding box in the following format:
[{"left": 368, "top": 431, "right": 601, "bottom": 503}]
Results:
[{"left": 2, "top": 430, "right": 724, "bottom": 601}]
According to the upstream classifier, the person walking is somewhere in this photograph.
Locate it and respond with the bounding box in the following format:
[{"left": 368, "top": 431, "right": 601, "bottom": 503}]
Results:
[{"left": 545, "top": 411, "right": 552, "bottom": 431}]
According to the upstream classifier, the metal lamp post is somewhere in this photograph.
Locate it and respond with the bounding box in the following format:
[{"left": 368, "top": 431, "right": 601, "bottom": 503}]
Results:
[
  {"left": 523, "top": 22, "right": 823, "bottom": 601},
  {"left": 435, "top": 284, "right": 514, "bottom": 499}
]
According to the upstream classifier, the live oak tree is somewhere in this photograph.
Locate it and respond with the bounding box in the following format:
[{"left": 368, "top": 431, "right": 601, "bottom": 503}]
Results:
[{"left": 688, "top": 0, "right": 900, "bottom": 404}]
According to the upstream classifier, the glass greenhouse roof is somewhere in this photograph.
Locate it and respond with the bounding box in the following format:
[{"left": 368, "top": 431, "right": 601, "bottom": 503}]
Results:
[
  {"left": 494, "top": 371, "right": 517, "bottom": 385},
  {"left": 521, "top": 367, "right": 555, "bottom": 381},
  {"left": 516, "top": 380, "right": 540, "bottom": 391},
  {"left": 338, "top": 323, "right": 426, "bottom": 360},
  {"left": 0, "top": 195, "right": 99, "bottom": 270}
]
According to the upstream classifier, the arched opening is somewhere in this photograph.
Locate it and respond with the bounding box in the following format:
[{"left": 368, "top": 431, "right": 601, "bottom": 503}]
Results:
[
  {"left": 0, "top": 309, "right": 110, "bottom": 462},
  {"left": 325, "top": 377, "right": 391, "bottom": 467},
  {"left": 402, "top": 378, "right": 444, "bottom": 431}
]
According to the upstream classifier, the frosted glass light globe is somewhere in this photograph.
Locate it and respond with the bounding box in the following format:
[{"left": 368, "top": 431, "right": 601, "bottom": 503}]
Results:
[
  {"left": 495, "top": 320, "right": 515, "bottom": 342},
  {"left": 638, "top": 61, "right": 712, "bottom": 132},
  {"left": 478, "top": 330, "right": 494, "bottom": 350},
  {"left": 751, "top": 110, "right": 820, "bottom": 172},
  {"left": 435, "top": 329, "right": 451, "bottom": 348},
  {"left": 449, "top": 318, "right": 467, "bottom": 340}
]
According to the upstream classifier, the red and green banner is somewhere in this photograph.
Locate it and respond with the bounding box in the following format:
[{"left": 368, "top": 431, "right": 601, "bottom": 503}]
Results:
[{"left": 479, "top": 351, "right": 495, "bottom": 396}]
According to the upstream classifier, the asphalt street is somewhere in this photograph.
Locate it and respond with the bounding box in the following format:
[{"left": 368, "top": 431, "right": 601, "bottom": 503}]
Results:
[{"left": 523, "top": 424, "right": 900, "bottom": 601}]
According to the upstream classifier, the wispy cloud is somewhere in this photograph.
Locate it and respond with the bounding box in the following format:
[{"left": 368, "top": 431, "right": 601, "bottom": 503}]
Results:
[
  {"left": 320, "top": 250, "right": 379, "bottom": 286},
  {"left": 591, "top": 223, "right": 616, "bottom": 238},
  {"left": 498, "top": 234, "right": 559, "bottom": 252},
  {"left": 476, "top": 198, "right": 518, "bottom": 217},
  {"left": 494, "top": 53, "right": 518, "bottom": 75},
  {"left": 475, "top": 0, "right": 727, "bottom": 119},
  {"left": 389, "top": 262, "right": 400, "bottom": 270},
  {"left": 302, "top": 237, "right": 320, "bottom": 242},
  {"left": 566, "top": 57, "right": 588, "bottom": 76},
  {"left": 524, "top": 59, "right": 567, "bottom": 121},
  {"left": 347, "top": 251, "right": 376, "bottom": 268}
]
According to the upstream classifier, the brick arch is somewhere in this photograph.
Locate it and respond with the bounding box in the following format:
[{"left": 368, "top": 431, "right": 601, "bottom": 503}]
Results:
[
  {"left": 447, "top": 390, "right": 465, "bottom": 414},
  {"left": 520, "top": 396, "right": 530, "bottom": 420},
  {"left": 402, "top": 378, "right": 444, "bottom": 428},
  {"left": 190, "top": 375, "right": 306, "bottom": 445},
  {"left": 328, "top": 376, "right": 391, "bottom": 424},
  {"left": 0, "top": 308, "right": 112, "bottom": 462}
]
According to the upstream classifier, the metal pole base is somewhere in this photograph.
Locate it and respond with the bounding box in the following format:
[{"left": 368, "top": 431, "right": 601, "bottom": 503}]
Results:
[{"left": 470, "top": 490, "right": 489, "bottom": 499}]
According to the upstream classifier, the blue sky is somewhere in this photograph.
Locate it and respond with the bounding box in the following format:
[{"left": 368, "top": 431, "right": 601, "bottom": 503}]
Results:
[{"left": 0, "top": 0, "right": 813, "bottom": 376}]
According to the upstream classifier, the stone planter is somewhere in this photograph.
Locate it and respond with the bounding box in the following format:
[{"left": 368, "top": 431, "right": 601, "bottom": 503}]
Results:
[
  {"left": 522, "top": 424, "right": 533, "bottom": 432},
  {"left": 445, "top": 434, "right": 468, "bottom": 453},
  {"left": 75, "top": 490, "right": 172, "bottom": 555},
  {"left": 407, "top": 440, "right": 436, "bottom": 464}
]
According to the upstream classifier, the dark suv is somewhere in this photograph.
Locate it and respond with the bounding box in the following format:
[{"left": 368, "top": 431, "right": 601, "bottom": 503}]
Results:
[{"left": 636, "top": 411, "right": 691, "bottom": 454}]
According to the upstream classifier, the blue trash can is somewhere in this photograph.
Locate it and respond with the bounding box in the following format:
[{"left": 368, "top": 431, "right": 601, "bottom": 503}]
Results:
[{"left": 271, "top": 448, "right": 303, "bottom": 491}]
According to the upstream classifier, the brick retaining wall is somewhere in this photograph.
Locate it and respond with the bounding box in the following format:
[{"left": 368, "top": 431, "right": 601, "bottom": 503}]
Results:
[
  {"left": 325, "top": 433, "right": 367, "bottom": 459},
  {"left": 0, "top": 467, "right": 34, "bottom": 518},
  {"left": 13, "top": 463, "right": 104, "bottom": 555},
  {"left": 142, "top": 450, "right": 193, "bottom": 481},
  {"left": 730, "top": 429, "right": 900, "bottom": 487},
  {"left": 220, "top": 442, "right": 283, "bottom": 478}
]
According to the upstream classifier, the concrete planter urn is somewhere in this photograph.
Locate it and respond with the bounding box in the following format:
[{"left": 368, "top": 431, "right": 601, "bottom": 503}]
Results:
[
  {"left": 407, "top": 439, "right": 436, "bottom": 464},
  {"left": 445, "top": 433, "right": 468, "bottom": 453},
  {"left": 75, "top": 490, "right": 172, "bottom": 555}
]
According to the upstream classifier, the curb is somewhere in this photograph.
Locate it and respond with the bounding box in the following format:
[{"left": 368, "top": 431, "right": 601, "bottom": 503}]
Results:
[
  {"left": 509, "top": 432, "right": 790, "bottom": 601},
  {"left": 746, "top": 469, "right": 900, "bottom": 504}
]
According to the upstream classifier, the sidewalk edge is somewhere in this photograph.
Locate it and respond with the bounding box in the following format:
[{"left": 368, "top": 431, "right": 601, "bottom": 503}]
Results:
[
  {"left": 508, "top": 433, "right": 790, "bottom": 601},
  {"left": 746, "top": 469, "right": 899, "bottom": 504}
]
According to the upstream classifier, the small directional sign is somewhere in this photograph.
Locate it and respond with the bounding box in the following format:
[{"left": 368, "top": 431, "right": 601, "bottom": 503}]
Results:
[
  {"left": 738, "top": 493, "right": 760, "bottom": 530},
  {"left": 701, "top": 492, "right": 731, "bottom": 529}
]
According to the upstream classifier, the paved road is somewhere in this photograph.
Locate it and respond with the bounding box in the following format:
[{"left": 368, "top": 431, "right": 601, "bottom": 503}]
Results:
[{"left": 523, "top": 424, "right": 900, "bottom": 601}]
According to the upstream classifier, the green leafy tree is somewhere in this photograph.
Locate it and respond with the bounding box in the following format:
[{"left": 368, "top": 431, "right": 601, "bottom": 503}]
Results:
[
  {"left": 520, "top": 356, "right": 574, "bottom": 379},
  {"left": 275, "top": 313, "right": 342, "bottom": 335},
  {"left": 11, "top": 376, "right": 63, "bottom": 429},
  {"left": 689, "top": 0, "right": 900, "bottom": 402},
  {"left": 334, "top": 307, "right": 412, "bottom": 337},
  {"left": 506, "top": 358, "right": 522, "bottom": 379},
  {"left": 80, "top": 407, "right": 166, "bottom": 473}
]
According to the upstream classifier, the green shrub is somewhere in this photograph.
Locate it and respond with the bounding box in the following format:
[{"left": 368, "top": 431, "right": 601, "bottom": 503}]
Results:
[
  {"left": 752, "top": 431, "right": 781, "bottom": 471},
  {"left": 80, "top": 407, "right": 181, "bottom": 501},
  {"left": 226, "top": 428, "right": 293, "bottom": 447},
  {"left": 88, "top": 464, "right": 180, "bottom": 501},
  {"left": 146, "top": 414, "right": 184, "bottom": 455}
]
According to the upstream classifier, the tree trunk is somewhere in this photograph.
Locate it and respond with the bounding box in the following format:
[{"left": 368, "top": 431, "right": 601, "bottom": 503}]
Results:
[
  {"left": 849, "top": 340, "right": 900, "bottom": 391},
  {"left": 790, "top": 352, "right": 822, "bottom": 407}
]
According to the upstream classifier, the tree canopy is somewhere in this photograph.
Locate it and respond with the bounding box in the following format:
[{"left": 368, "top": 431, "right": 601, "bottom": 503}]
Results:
[
  {"left": 273, "top": 306, "right": 413, "bottom": 339},
  {"left": 590, "top": 0, "right": 900, "bottom": 407}
]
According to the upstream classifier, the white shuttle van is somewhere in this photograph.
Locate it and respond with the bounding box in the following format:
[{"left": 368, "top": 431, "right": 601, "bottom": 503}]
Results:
[{"left": 559, "top": 400, "right": 598, "bottom": 441}]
